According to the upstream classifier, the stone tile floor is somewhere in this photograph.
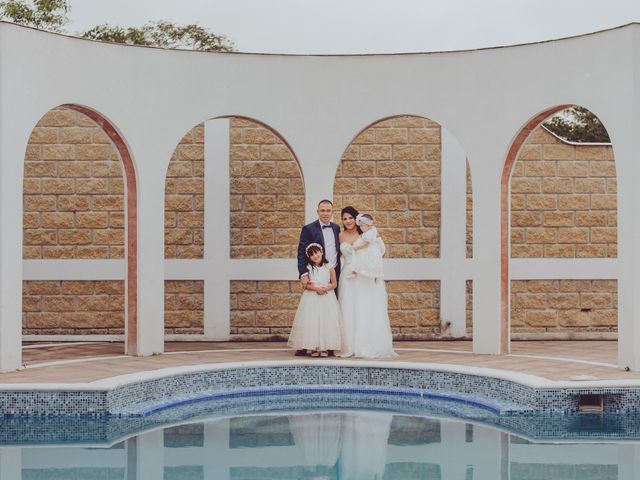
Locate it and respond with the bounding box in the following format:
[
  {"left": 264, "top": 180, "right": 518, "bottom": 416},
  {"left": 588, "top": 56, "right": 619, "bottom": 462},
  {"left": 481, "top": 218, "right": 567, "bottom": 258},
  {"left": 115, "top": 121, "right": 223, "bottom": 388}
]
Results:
[{"left": 5, "top": 340, "right": 636, "bottom": 385}]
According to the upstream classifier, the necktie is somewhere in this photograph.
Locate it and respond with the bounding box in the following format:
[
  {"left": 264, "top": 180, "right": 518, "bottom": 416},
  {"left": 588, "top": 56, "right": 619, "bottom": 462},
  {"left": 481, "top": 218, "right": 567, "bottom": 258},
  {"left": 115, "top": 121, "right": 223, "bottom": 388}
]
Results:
[{"left": 322, "top": 225, "right": 331, "bottom": 229}]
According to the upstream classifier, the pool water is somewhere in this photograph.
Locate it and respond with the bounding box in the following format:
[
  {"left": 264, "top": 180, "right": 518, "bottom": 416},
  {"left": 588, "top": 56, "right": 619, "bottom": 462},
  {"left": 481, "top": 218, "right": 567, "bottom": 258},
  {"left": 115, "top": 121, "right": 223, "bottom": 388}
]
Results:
[{"left": 2, "top": 405, "right": 631, "bottom": 480}]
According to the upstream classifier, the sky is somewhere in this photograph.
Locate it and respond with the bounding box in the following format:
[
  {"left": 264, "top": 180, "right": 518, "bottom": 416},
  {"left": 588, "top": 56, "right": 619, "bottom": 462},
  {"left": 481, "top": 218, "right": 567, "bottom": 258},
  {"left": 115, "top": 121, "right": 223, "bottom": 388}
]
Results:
[{"left": 65, "top": 0, "right": 640, "bottom": 54}]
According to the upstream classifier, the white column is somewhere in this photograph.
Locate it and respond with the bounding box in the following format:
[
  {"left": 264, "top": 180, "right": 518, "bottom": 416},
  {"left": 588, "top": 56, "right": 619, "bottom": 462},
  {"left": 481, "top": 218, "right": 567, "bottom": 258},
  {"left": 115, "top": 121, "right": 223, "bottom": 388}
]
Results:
[
  {"left": 204, "top": 118, "right": 231, "bottom": 340},
  {"left": 0, "top": 121, "right": 25, "bottom": 371},
  {"left": 618, "top": 445, "right": 640, "bottom": 480},
  {"left": 0, "top": 448, "right": 22, "bottom": 479},
  {"left": 135, "top": 158, "right": 165, "bottom": 355},
  {"left": 135, "top": 430, "right": 165, "bottom": 479},
  {"left": 203, "top": 421, "right": 231, "bottom": 480},
  {"left": 125, "top": 437, "right": 138, "bottom": 480},
  {"left": 471, "top": 151, "right": 503, "bottom": 354},
  {"left": 619, "top": 33, "right": 640, "bottom": 371},
  {"left": 472, "top": 428, "right": 504, "bottom": 479},
  {"left": 438, "top": 421, "right": 468, "bottom": 477},
  {"left": 440, "top": 128, "right": 469, "bottom": 337}
]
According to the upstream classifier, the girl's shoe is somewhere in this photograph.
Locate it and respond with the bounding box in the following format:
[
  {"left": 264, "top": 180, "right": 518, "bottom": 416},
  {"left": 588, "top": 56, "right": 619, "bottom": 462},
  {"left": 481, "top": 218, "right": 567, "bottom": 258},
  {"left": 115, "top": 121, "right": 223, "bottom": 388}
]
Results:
[
  {"left": 311, "top": 350, "right": 320, "bottom": 357},
  {"left": 320, "top": 350, "right": 329, "bottom": 357}
]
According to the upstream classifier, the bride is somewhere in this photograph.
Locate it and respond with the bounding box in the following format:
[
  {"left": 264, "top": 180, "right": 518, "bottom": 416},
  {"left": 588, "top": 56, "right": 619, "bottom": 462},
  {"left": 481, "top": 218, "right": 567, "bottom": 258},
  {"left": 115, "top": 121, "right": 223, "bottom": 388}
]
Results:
[{"left": 338, "top": 206, "right": 396, "bottom": 358}]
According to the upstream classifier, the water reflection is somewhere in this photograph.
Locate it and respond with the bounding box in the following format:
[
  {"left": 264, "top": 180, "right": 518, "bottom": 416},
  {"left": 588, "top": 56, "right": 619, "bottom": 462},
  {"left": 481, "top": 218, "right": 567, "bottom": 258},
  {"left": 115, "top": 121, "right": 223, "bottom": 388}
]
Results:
[{"left": 2, "top": 410, "right": 636, "bottom": 480}]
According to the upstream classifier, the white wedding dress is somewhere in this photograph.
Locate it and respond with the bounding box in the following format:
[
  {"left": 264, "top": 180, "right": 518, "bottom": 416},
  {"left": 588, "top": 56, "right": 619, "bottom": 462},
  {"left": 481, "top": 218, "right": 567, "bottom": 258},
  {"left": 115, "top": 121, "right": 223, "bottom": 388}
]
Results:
[
  {"left": 339, "top": 242, "right": 397, "bottom": 358},
  {"left": 339, "top": 411, "right": 392, "bottom": 480}
]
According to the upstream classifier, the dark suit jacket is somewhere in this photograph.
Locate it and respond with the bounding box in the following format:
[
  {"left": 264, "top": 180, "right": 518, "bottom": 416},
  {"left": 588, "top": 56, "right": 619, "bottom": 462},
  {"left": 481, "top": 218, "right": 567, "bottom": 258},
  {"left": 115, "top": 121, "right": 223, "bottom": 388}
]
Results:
[{"left": 297, "top": 220, "right": 341, "bottom": 280}]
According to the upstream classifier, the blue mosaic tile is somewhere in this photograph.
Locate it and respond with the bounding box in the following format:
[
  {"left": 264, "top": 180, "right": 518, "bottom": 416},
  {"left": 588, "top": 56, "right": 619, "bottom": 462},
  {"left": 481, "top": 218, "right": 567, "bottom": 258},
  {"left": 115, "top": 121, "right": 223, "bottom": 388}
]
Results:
[{"left": 2, "top": 365, "right": 640, "bottom": 418}]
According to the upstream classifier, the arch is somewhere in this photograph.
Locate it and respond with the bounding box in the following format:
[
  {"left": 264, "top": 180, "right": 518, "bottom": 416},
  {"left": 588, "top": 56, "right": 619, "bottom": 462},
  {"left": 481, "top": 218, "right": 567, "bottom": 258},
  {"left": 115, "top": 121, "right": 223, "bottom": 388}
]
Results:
[
  {"left": 23, "top": 104, "right": 139, "bottom": 355},
  {"left": 333, "top": 114, "right": 443, "bottom": 259},
  {"left": 163, "top": 115, "right": 305, "bottom": 340},
  {"left": 501, "top": 104, "right": 617, "bottom": 352},
  {"left": 334, "top": 114, "right": 471, "bottom": 339}
]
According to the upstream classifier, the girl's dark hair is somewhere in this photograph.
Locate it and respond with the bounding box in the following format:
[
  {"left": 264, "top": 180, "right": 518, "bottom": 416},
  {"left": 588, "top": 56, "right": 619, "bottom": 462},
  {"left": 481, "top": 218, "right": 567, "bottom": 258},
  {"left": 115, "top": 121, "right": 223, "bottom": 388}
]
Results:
[
  {"left": 341, "top": 206, "right": 363, "bottom": 234},
  {"left": 306, "top": 244, "right": 329, "bottom": 269}
]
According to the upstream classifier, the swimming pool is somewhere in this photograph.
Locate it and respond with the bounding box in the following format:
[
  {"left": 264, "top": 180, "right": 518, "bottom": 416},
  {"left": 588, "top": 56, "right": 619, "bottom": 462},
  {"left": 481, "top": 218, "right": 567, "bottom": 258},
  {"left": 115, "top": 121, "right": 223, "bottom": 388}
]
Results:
[{"left": 0, "top": 391, "right": 637, "bottom": 479}]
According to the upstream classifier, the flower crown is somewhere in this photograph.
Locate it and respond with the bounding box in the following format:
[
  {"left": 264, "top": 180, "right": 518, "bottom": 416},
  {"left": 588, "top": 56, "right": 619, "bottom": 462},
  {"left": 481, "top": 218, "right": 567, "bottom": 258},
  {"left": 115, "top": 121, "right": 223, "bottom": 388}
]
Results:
[
  {"left": 356, "top": 213, "right": 373, "bottom": 226},
  {"left": 305, "top": 242, "right": 323, "bottom": 255}
]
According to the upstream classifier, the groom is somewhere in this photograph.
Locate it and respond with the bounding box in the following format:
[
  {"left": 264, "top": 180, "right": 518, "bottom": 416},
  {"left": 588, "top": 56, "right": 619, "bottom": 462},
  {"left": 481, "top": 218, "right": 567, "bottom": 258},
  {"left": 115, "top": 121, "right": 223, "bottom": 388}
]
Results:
[
  {"left": 298, "top": 199, "right": 341, "bottom": 289},
  {"left": 295, "top": 199, "right": 341, "bottom": 356}
]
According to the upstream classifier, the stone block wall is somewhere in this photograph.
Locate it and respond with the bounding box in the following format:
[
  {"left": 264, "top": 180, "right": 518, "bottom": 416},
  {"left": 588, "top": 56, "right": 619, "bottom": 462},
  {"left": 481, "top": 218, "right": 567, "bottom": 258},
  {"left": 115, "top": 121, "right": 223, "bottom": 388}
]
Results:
[
  {"left": 165, "top": 124, "right": 204, "bottom": 259},
  {"left": 23, "top": 281, "right": 124, "bottom": 335},
  {"left": 22, "top": 110, "right": 619, "bottom": 341},
  {"left": 510, "top": 128, "right": 616, "bottom": 258},
  {"left": 509, "top": 127, "right": 618, "bottom": 336},
  {"left": 387, "top": 281, "right": 440, "bottom": 337},
  {"left": 230, "top": 281, "right": 300, "bottom": 338},
  {"left": 229, "top": 118, "right": 305, "bottom": 258},
  {"left": 165, "top": 281, "right": 204, "bottom": 335},
  {"left": 23, "top": 108, "right": 125, "bottom": 260},
  {"left": 230, "top": 280, "right": 440, "bottom": 340},
  {"left": 333, "top": 116, "right": 441, "bottom": 258},
  {"left": 511, "top": 280, "right": 617, "bottom": 335},
  {"left": 23, "top": 107, "right": 126, "bottom": 335}
]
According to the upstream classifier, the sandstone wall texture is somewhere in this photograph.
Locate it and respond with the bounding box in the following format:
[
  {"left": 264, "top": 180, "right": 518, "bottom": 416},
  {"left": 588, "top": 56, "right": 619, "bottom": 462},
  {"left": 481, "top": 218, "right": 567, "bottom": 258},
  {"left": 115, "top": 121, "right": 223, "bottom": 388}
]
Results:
[
  {"left": 511, "top": 279, "right": 617, "bottom": 334},
  {"left": 23, "top": 280, "right": 124, "bottom": 335},
  {"left": 230, "top": 280, "right": 440, "bottom": 340},
  {"left": 510, "top": 128, "right": 616, "bottom": 258},
  {"left": 229, "top": 118, "right": 305, "bottom": 259},
  {"left": 164, "top": 280, "right": 204, "bottom": 335},
  {"left": 509, "top": 127, "right": 617, "bottom": 335},
  {"left": 165, "top": 124, "right": 204, "bottom": 259},
  {"left": 23, "top": 107, "right": 126, "bottom": 335},
  {"left": 23, "top": 108, "right": 125, "bottom": 260},
  {"left": 23, "top": 111, "right": 618, "bottom": 340},
  {"left": 332, "top": 116, "right": 441, "bottom": 258}
]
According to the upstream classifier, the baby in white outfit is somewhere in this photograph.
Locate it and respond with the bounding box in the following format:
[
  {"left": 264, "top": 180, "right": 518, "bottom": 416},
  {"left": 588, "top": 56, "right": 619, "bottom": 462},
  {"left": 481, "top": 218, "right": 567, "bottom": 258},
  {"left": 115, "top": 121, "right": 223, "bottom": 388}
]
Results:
[{"left": 348, "top": 213, "right": 384, "bottom": 280}]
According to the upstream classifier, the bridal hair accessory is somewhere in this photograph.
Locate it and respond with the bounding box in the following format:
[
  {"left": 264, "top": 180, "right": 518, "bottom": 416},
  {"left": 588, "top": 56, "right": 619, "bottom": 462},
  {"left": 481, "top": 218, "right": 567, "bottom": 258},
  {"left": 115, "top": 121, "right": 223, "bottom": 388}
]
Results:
[
  {"left": 305, "top": 242, "right": 323, "bottom": 255},
  {"left": 356, "top": 213, "right": 373, "bottom": 226}
]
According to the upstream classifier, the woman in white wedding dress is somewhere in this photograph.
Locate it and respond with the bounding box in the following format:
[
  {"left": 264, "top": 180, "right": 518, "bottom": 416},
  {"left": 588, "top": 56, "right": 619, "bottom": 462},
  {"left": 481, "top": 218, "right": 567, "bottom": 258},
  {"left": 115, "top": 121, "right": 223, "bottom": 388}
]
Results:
[{"left": 338, "top": 206, "right": 396, "bottom": 358}]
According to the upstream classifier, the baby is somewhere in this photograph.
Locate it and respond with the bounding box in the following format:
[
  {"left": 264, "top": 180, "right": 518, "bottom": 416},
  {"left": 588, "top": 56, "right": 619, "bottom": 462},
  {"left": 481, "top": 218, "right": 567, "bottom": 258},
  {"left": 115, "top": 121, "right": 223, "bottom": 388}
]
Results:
[{"left": 348, "top": 213, "right": 384, "bottom": 280}]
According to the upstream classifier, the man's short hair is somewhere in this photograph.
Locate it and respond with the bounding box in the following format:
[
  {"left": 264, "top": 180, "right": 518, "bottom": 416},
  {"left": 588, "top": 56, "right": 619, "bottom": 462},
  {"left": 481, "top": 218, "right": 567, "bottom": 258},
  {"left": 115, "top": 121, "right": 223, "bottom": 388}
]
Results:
[{"left": 317, "top": 199, "right": 333, "bottom": 208}]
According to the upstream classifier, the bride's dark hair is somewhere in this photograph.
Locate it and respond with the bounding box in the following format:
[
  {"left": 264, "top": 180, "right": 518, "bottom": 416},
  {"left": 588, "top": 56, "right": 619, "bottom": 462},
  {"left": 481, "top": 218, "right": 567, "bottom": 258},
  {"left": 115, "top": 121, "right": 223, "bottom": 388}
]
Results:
[{"left": 341, "top": 206, "right": 363, "bottom": 234}]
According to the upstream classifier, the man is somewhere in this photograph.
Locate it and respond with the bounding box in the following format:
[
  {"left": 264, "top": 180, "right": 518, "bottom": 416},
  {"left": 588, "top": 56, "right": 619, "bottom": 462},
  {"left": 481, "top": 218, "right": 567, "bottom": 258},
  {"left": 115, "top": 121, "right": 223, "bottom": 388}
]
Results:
[{"left": 295, "top": 199, "right": 341, "bottom": 356}]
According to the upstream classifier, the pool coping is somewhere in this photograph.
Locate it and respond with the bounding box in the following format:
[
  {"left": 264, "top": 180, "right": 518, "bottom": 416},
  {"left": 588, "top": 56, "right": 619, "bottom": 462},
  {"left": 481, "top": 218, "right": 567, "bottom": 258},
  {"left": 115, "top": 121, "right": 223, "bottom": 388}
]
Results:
[
  {"left": 0, "top": 359, "right": 639, "bottom": 418},
  {"left": 1, "top": 359, "right": 638, "bottom": 392}
]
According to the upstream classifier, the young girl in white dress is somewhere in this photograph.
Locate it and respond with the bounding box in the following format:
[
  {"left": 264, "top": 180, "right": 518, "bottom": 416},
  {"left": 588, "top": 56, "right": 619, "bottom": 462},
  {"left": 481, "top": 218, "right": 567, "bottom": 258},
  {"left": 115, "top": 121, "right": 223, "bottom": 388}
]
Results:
[
  {"left": 348, "top": 213, "right": 384, "bottom": 280},
  {"left": 288, "top": 243, "right": 342, "bottom": 357}
]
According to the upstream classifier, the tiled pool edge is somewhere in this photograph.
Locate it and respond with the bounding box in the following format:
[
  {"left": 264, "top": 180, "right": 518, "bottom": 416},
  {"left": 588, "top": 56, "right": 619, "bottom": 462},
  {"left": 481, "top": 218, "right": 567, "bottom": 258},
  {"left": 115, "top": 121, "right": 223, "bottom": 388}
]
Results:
[{"left": 1, "top": 360, "right": 640, "bottom": 417}]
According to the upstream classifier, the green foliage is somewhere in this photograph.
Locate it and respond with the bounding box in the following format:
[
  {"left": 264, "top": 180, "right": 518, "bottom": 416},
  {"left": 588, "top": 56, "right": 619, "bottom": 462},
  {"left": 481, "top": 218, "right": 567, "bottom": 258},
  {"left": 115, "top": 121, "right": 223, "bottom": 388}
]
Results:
[
  {"left": 82, "top": 20, "right": 235, "bottom": 52},
  {"left": 0, "top": 0, "right": 69, "bottom": 31},
  {"left": 543, "top": 106, "right": 610, "bottom": 143},
  {"left": 0, "top": 1, "right": 234, "bottom": 51}
]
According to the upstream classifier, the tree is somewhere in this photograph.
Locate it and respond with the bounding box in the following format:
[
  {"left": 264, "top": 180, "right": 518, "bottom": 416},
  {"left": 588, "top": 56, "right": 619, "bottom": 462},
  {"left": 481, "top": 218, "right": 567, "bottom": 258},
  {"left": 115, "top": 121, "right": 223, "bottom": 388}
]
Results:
[
  {"left": 82, "top": 21, "right": 234, "bottom": 52},
  {"left": 0, "top": 0, "right": 234, "bottom": 52},
  {"left": 0, "top": 0, "right": 69, "bottom": 32},
  {"left": 543, "top": 106, "right": 610, "bottom": 143}
]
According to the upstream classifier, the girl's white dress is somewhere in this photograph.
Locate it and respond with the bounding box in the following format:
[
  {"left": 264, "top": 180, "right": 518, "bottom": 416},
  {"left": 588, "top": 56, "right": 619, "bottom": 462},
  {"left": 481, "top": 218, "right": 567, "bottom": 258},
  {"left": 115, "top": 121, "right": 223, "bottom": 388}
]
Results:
[
  {"left": 339, "top": 240, "right": 396, "bottom": 358},
  {"left": 288, "top": 264, "right": 342, "bottom": 351},
  {"left": 289, "top": 412, "right": 343, "bottom": 468},
  {"left": 350, "top": 227, "right": 384, "bottom": 279}
]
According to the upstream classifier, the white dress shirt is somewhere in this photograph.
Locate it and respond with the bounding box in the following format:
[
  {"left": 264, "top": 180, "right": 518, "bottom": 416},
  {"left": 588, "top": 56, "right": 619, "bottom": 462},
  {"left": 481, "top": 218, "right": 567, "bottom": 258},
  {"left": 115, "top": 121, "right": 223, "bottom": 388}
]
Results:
[{"left": 321, "top": 221, "right": 337, "bottom": 268}]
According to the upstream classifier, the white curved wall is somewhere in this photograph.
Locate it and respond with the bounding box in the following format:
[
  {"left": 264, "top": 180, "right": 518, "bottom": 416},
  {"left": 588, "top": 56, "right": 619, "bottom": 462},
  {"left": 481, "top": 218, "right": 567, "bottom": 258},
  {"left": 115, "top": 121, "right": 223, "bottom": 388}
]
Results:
[{"left": 1, "top": 23, "right": 639, "bottom": 370}]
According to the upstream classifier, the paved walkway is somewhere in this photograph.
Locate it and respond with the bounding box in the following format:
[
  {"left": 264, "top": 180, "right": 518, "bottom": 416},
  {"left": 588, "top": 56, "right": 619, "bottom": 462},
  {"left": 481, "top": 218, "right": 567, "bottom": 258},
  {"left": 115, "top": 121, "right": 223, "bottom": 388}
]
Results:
[{"left": 5, "top": 340, "right": 635, "bottom": 385}]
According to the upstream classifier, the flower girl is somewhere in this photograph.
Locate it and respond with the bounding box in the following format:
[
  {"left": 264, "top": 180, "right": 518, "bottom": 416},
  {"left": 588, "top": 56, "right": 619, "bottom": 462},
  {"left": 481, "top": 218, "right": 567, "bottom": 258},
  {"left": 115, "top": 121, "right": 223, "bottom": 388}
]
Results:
[{"left": 288, "top": 243, "right": 342, "bottom": 357}]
